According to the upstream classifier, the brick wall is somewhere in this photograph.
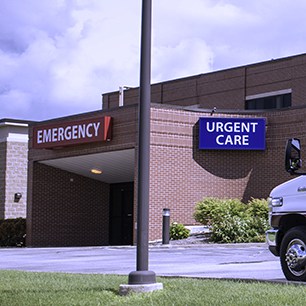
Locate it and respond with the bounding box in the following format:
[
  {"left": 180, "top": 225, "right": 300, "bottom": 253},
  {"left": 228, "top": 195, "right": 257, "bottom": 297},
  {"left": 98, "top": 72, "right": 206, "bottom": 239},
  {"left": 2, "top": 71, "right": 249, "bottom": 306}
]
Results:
[
  {"left": 27, "top": 54, "right": 306, "bottom": 245},
  {"left": 0, "top": 142, "right": 6, "bottom": 219},
  {"left": 148, "top": 105, "right": 302, "bottom": 241},
  {"left": 27, "top": 103, "right": 306, "bottom": 244},
  {"left": 103, "top": 53, "right": 306, "bottom": 111},
  {"left": 28, "top": 163, "right": 110, "bottom": 247},
  {"left": 5, "top": 141, "right": 28, "bottom": 218},
  {"left": 0, "top": 121, "right": 28, "bottom": 220},
  {"left": 27, "top": 107, "right": 138, "bottom": 247}
]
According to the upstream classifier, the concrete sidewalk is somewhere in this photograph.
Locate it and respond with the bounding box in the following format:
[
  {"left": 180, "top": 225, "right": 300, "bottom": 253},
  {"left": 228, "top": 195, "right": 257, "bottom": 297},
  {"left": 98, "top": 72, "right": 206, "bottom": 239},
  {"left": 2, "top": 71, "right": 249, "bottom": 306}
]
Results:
[{"left": 0, "top": 243, "right": 286, "bottom": 282}]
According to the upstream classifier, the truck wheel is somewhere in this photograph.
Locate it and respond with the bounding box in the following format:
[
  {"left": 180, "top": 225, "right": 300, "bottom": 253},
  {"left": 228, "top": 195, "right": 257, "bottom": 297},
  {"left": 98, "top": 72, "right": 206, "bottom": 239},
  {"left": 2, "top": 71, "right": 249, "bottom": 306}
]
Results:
[{"left": 280, "top": 226, "right": 306, "bottom": 281}]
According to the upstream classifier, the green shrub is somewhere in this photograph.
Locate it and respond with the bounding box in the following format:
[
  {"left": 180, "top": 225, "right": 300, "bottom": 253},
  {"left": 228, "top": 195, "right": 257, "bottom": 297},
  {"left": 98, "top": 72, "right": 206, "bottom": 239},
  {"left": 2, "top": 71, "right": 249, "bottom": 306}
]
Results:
[
  {"left": 194, "top": 198, "right": 246, "bottom": 225},
  {"left": 246, "top": 198, "right": 269, "bottom": 219},
  {"left": 245, "top": 198, "right": 269, "bottom": 242},
  {"left": 0, "top": 218, "right": 26, "bottom": 247},
  {"left": 170, "top": 222, "right": 190, "bottom": 240},
  {"left": 194, "top": 198, "right": 268, "bottom": 243},
  {"left": 211, "top": 213, "right": 251, "bottom": 243}
]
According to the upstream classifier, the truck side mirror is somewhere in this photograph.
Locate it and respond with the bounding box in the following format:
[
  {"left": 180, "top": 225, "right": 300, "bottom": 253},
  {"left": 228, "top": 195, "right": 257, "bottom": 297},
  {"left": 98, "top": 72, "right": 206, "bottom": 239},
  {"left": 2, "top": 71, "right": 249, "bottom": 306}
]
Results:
[{"left": 285, "top": 138, "right": 302, "bottom": 174}]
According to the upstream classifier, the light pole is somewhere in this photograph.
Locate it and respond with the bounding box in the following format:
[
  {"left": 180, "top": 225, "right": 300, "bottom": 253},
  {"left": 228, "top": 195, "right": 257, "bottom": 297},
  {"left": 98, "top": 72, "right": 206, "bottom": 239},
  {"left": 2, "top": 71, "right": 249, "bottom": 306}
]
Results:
[
  {"left": 128, "top": 0, "right": 155, "bottom": 284},
  {"left": 119, "top": 0, "right": 162, "bottom": 295}
]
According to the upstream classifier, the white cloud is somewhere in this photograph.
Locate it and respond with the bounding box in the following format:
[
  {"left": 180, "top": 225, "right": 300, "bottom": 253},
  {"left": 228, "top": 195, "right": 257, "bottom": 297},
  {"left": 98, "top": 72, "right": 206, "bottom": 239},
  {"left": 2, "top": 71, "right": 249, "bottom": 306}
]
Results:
[
  {"left": 1, "top": 0, "right": 306, "bottom": 120},
  {"left": 0, "top": 1, "right": 142, "bottom": 119},
  {"left": 0, "top": 89, "right": 31, "bottom": 114},
  {"left": 153, "top": 38, "right": 214, "bottom": 82}
]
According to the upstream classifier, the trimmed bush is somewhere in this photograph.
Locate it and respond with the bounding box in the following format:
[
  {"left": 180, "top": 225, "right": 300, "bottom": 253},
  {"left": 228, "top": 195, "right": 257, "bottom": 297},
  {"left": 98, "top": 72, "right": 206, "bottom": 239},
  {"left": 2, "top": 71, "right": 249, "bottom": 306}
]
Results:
[
  {"left": 193, "top": 198, "right": 245, "bottom": 225},
  {"left": 0, "top": 218, "right": 26, "bottom": 247},
  {"left": 194, "top": 198, "right": 268, "bottom": 243},
  {"left": 170, "top": 222, "right": 190, "bottom": 240},
  {"left": 211, "top": 214, "right": 252, "bottom": 243}
]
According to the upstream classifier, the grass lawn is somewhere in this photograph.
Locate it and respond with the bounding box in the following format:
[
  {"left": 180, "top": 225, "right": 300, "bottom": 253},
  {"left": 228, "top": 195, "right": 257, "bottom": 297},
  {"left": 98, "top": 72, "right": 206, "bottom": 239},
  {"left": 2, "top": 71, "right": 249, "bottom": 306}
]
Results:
[{"left": 0, "top": 270, "right": 305, "bottom": 305}]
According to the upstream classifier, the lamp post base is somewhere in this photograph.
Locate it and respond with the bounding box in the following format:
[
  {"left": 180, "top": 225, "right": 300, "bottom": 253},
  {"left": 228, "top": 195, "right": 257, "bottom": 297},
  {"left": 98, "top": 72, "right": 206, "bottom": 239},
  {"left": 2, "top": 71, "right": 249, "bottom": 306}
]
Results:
[
  {"left": 119, "top": 271, "right": 163, "bottom": 296},
  {"left": 119, "top": 282, "right": 163, "bottom": 296}
]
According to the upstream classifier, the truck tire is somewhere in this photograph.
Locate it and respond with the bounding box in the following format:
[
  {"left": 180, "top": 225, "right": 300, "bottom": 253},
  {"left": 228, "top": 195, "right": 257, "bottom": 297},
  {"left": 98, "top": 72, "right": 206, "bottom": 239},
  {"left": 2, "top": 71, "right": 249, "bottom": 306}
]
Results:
[{"left": 280, "top": 226, "right": 306, "bottom": 281}]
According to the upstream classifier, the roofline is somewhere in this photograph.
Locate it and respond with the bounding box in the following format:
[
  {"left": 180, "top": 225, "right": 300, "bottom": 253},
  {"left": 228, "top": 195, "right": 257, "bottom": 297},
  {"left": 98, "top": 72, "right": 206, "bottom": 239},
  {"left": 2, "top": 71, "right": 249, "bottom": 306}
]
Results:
[
  {"left": 102, "top": 52, "right": 306, "bottom": 96},
  {"left": 0, "top": 118, "right": 34, "bottom": 127}
]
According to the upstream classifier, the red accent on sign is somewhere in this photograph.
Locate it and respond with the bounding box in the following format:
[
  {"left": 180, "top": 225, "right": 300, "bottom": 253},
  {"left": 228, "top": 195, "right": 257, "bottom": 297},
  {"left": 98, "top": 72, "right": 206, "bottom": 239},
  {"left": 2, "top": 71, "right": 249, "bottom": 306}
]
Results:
[
  {"left": 33, "top": 116, "right": 112, "bottom": 149},
  {"left": 104, "top": 116, "right": 112, "bottom": 141}
]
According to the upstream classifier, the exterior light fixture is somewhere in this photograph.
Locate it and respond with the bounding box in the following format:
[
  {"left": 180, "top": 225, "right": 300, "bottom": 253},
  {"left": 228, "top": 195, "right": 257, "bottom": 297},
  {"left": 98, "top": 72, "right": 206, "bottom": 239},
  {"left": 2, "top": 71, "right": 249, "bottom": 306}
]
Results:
[
  {"left": 14, "top": 192, "right": 22, "bottom": 202},
  {"left": 91, "top": 168, "right": 102, "bottom": 175}
]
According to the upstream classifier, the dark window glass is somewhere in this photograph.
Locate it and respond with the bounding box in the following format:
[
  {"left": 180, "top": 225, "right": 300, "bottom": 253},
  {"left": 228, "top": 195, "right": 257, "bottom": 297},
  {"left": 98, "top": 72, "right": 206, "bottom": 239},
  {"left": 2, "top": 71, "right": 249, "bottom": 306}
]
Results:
[
  {"left": 283, "top": 93, "right": 291, "bottom": 108},
  {"left": 263, "top": 96, "right": 276, "bottom": 109},
  {"left": 245, "top": 93, "right": 291, "bottom": 110},
  {"left": 246, "top": 100, "right": 256, "bottom": 110}
]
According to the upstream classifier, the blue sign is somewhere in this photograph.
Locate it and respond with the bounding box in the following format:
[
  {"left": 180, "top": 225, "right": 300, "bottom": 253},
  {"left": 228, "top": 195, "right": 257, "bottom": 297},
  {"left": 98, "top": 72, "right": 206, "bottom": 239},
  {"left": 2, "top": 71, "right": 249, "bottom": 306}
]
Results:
[{"left": 199, "top": 117, "right": 266, "bottom": 150}]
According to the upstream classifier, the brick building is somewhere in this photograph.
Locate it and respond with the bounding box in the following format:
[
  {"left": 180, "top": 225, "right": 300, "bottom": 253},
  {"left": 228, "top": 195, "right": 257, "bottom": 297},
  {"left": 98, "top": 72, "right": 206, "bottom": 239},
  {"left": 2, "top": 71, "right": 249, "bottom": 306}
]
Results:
[
  {"left": 26, "top": 53, "right": 306, "bottom": 247},
  {"left": 0, "top": 119, "right": 29, "bottom": 219}
]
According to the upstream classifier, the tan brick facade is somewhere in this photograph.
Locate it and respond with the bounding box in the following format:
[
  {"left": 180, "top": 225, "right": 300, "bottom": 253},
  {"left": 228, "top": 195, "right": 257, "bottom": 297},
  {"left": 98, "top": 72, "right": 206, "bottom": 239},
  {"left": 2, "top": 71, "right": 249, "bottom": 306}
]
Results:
[
  {"left": 25, "top": 53, "right": 306, "bottom": 246},
  {"left": 5, "top": 141, "right": 28, "bottom": 218},
  {"left": 0, "top": 120, "right": 28, "bottom": 219},
  {"left": 0, "top": 142, "right": 6, "bottom": 218}
]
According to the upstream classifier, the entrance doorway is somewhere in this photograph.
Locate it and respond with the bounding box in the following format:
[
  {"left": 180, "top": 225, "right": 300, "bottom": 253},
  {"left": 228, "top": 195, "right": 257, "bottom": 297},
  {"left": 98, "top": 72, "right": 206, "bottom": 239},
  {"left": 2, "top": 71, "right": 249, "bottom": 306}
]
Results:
[{"left": 109, "top": 182, "right": 134, "bottom": 245}]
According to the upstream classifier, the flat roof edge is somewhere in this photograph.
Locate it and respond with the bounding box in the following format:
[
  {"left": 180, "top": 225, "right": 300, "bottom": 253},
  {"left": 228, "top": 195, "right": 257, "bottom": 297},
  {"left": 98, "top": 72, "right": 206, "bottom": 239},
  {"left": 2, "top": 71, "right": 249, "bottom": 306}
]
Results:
[{"left": 0, "top": 118, "right": 32, "bottom": 127}]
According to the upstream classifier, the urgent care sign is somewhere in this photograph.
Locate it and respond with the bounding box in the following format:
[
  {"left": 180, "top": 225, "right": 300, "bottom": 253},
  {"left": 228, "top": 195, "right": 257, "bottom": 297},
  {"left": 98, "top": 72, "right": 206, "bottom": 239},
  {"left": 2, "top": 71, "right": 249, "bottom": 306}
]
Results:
[
  {"left": 33, "top": 116, "right": 112, "bottom": 149},
  {"left": 199, "top": 117, "right": 266, "bottom": 150}
]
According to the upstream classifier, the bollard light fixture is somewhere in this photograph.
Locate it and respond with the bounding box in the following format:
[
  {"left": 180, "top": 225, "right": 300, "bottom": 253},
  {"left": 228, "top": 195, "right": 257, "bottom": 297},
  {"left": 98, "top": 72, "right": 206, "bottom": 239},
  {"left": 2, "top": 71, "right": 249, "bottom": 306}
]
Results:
[
  {"left": 162, "top": 208, "right": 170, "bottom": 217},
  {"left": 162, "top": 208, "right": 170, "bottom": 245}
]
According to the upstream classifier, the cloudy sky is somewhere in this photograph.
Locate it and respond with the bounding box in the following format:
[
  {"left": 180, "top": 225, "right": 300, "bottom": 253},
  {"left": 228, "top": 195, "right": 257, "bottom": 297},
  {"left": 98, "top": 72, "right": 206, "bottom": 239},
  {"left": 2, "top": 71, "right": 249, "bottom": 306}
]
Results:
[{"left": 1, "top": 0, "right": 306, "bottom": 121}]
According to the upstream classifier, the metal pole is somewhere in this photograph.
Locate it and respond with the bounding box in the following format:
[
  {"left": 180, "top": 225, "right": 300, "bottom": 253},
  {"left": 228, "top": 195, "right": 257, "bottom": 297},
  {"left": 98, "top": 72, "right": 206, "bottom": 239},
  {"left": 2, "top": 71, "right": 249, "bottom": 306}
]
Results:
[{"left": 128, "top": 0, "right": 156, "bottom": 285}]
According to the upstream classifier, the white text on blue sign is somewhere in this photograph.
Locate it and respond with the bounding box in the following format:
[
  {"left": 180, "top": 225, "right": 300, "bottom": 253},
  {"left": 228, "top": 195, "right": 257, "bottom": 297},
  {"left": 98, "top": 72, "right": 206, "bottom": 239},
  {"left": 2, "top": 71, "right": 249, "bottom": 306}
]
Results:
[{"left": 199, "top": 118, "right": 266, "bottom": 150}]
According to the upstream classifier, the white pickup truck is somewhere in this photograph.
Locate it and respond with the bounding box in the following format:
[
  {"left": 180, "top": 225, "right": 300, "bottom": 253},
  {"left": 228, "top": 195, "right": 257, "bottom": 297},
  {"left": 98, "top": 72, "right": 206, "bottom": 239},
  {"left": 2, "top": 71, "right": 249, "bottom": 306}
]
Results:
[{"left": 266, "top": 138, "right": 306, "bottom": 281}]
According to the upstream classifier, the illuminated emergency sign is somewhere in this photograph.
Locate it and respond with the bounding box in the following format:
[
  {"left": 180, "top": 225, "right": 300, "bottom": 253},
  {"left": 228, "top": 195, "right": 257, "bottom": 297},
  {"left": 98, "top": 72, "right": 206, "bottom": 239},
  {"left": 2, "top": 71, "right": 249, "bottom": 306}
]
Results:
[
  {"left": 33, "top": 116, "right": 112, "bottom": 149},
  {"left": 199, "top": 117, "right": 265, "bottom": 150}
]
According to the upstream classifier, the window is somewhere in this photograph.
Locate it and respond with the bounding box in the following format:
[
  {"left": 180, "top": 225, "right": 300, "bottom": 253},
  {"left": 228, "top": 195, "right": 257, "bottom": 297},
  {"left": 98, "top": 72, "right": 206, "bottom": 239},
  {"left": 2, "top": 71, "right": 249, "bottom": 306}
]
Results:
[{"left": 245, "top": 92, "right": 291, "bottom": 110}]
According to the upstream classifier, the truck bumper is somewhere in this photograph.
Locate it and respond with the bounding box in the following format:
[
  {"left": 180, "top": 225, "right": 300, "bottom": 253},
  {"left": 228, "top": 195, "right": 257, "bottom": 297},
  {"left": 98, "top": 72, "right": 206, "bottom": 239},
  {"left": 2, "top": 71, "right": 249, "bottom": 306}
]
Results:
[{"left": 266, "top": 229, "right": 279, "bottom": 256}]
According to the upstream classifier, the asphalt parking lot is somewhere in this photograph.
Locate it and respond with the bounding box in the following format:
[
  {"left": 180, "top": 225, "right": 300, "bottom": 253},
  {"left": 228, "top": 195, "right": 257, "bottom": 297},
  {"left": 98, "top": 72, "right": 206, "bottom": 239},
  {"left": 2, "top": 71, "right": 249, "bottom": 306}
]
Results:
[{"left": 0, "top": 243, "right": 287, "bottom": 282}]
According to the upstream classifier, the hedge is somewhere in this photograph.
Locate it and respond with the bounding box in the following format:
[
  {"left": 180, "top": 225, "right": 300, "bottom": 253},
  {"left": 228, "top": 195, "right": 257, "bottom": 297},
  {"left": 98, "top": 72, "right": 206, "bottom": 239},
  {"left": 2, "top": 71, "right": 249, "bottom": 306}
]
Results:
[
  {"left": 0, "top": 218, "right": 26, "bottom": 247},
  {"left": 194, "top": 198, "right": 269, "bottom": 243}
]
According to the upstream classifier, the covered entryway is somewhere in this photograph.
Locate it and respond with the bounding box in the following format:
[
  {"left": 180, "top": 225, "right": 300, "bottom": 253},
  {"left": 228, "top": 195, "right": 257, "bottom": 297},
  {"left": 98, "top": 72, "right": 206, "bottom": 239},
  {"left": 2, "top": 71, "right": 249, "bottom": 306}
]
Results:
[{"left": 29, "top": 149, "right": 135, "bottom": 247}]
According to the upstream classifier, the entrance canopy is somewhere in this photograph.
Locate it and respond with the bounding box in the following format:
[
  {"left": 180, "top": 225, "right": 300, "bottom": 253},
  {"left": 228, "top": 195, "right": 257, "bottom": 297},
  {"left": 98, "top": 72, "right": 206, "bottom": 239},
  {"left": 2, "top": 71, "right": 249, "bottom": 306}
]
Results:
[{"left": 40, "top": 148, "right": 135, "bottom": 184}]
